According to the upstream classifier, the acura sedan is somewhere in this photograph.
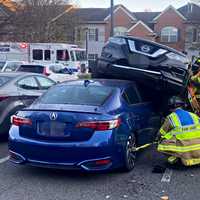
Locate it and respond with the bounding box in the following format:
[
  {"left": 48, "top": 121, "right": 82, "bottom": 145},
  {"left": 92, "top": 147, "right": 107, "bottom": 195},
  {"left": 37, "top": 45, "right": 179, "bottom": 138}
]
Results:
[{"left": 9, "top": 79, "right": 159, "bottom": 171}]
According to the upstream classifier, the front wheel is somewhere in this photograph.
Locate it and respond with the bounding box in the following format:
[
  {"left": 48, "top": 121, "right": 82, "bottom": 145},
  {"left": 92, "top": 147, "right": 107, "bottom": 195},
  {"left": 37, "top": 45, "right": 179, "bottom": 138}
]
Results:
[{"left": 122, "top": 134, "right": 137, "bottom": 172}]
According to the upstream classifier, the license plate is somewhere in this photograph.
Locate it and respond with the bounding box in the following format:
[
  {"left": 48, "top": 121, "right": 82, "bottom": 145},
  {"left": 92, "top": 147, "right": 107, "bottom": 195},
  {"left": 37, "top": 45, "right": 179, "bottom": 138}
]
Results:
[{"left": 38, "top": 121, "right": 66, "bottom": 137}]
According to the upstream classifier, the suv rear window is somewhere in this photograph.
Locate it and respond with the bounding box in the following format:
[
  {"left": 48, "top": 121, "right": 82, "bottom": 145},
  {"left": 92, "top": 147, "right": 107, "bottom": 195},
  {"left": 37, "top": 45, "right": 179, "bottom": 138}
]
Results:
[
  {"left": 39, "top": 85, "right": 114, "bottom": 106},
  {"left": 18, "top": 65, "right": 44, "bottom": 74},
  {"left": 0, "top": 76, "right": 12, "bottom": 86}
]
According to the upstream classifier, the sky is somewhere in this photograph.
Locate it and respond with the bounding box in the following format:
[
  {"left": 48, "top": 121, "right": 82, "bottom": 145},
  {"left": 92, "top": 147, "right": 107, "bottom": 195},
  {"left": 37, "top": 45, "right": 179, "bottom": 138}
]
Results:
[{"left": 72, "top": 0, "right": 190, "bottom": 11}]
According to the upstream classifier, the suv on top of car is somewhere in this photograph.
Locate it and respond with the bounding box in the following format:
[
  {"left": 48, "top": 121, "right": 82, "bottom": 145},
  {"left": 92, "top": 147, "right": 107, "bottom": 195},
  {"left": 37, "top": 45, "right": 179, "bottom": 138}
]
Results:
[{"left": 94, "top": 36, "right": 190, "bottom": 95}]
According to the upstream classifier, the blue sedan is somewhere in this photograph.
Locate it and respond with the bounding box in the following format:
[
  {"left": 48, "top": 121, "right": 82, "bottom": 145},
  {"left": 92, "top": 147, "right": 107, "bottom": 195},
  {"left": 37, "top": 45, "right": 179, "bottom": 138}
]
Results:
[{"left": 9, "top": 79, "right": 158, "bottom": 172}]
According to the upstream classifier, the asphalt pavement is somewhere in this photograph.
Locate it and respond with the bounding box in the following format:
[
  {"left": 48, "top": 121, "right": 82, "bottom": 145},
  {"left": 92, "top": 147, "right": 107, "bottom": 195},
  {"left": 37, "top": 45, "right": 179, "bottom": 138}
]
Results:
[{"left": 0, "top": 141, "right": 199, "bottom": 200}]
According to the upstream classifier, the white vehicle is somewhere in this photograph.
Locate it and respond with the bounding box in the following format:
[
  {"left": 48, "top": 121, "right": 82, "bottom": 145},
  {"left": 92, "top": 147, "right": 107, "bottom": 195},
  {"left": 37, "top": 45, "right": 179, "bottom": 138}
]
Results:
[
  {"left": 16, "top": 63, "right": 78, "bottom": 83},
  {"left": 48, "top": 63, "right": 78, "bottom": 82},
  {"left": 0, "top": 60, "right": 26, "bottom": 72},
  {"left": 0, "top": 42, "right": 88, "bottom": 73}
]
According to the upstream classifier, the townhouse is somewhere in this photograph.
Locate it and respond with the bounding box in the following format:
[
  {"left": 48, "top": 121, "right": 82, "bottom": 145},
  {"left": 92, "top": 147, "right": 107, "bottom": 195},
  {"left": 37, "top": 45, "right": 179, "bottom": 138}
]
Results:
[{"left": 74, "top": 3, "right": 200, "bottom": 61}]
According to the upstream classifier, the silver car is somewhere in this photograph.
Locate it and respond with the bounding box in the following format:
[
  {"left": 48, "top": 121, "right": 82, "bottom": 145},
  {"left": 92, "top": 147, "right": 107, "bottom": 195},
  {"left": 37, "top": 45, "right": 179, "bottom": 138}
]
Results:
[{"left": 0, "top": 72, "right": 56, "bottom": 136}]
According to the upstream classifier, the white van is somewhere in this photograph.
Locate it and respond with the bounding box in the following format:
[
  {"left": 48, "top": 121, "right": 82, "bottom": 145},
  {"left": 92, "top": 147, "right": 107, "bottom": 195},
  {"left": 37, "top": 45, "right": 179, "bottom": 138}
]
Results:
[{"left": 0, "top": 42, "right": 88, "bottom": 72}]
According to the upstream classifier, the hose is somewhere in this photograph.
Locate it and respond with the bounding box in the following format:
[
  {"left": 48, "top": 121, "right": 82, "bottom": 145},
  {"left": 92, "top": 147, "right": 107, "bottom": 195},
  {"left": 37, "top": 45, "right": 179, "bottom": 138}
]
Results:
[{"left": 133, "top": 142, "right": 158, "bottom": 152}]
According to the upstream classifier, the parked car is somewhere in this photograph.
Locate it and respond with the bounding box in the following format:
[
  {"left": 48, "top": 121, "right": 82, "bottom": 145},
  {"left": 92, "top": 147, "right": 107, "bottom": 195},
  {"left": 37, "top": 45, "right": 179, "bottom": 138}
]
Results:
[
  {"left": 0, "top": 72, "right": 56, "bottom": 136},
  {"left": 9, "top": 79, "right": 160, "bottom": 171},
  {"left": 17, "top": 63, "right": 78, "bottom": 82},
  {"left": 0, "top": 61, "right": 26, "bottom": 72},
  {"left": 48, "top": 63, "right": 79, "bottom": 82},
  {"left": 17, "top": 63, "right": 50, "bottom": 76}
]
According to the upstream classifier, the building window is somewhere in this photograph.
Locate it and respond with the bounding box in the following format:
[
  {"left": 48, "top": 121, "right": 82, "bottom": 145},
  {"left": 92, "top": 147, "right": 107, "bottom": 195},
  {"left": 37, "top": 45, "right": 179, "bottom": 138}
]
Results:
[
  {"left": 88, "top": 54, "right": 98, "bottom": 61},
  {"left": 161, "top": 26, "right": 178, "bottom": 43},
  {"left": 114, "top": 26, "right": 128, "bottom": 36},
  {"left": 88, "top": 28, "right": 98, "bottom": 41},
  {"left": 186, "top": 27, "right": 200, "bottom": 43},
  {"left": 76, "top": 28, "right": 81, "bottom": 41}
]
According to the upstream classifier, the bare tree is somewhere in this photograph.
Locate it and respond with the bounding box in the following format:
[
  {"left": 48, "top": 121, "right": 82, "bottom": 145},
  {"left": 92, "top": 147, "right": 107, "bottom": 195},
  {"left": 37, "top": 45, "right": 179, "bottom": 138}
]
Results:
[
  {"left": 0, "top": 1, "right": 16, "bottom": 41},
  {"left": 9, "top": 0, "right": 79, "bottom": 43}
]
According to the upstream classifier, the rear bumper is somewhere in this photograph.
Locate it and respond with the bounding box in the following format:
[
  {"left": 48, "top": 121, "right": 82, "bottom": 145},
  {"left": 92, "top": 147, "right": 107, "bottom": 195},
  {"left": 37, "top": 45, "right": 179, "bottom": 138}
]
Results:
[{"left": 8, "top": 127, "right": 122, "bottom": 171}]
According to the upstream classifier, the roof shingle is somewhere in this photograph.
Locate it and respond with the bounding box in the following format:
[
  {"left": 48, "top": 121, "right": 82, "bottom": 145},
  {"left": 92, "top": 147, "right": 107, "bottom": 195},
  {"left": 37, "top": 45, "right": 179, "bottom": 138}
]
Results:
[{"left": 178, "top": 3, "right": 200, "bottom": 23}]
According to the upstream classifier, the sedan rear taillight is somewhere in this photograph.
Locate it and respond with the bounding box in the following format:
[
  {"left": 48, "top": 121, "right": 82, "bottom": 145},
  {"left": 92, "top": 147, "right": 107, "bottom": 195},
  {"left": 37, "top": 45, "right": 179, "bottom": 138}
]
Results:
[
  {"left": 11, "top": 115, "right": 32, "bottom": 126},
  {"left": 0, "top": 96, "right": 8, "bottom": 102},
  {"left": 76, "top": 118, "right": 121, "bottom": 131}
]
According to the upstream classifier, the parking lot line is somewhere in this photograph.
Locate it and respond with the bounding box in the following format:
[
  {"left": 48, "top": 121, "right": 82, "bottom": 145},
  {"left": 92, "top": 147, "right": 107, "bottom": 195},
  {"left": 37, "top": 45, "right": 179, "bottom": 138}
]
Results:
[
  {"left": 0, "top": 156, "right": 10, "bottom": 164},
  {"left": 161, "top": 169, "right": 173, "bottom": 183}
]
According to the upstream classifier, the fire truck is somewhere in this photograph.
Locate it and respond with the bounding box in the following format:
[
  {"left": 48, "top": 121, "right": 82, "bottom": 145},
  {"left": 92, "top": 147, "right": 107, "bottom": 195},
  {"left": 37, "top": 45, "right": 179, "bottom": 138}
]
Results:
[{"left": 0, "top": 42, "right": 88, "bottom": 72}]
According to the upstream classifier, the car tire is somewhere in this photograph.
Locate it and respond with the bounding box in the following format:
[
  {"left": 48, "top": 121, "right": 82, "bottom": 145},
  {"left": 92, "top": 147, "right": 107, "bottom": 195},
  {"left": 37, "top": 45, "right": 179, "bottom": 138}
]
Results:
[{"left": 122, "top": 134, "right": 137, "bottom": 172}]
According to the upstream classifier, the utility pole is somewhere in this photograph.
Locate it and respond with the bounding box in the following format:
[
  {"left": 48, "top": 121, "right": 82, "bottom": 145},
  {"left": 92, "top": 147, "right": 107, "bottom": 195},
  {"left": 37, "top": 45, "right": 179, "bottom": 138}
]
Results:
[{"left": 110, "top": 0, "right": 114, "bottom": 37}]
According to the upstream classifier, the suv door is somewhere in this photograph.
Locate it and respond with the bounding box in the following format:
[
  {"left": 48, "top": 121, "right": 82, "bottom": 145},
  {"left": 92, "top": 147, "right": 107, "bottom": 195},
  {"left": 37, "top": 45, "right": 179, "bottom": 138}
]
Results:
[{"left": 17, "top": 76, "right": 41, "bottom": 106}]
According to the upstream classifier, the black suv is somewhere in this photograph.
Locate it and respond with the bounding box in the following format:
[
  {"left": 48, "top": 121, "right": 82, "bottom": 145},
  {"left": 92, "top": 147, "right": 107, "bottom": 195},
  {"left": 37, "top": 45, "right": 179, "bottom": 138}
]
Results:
[{"left": 93, "top": 36, "right": 190, "bottom": 95}]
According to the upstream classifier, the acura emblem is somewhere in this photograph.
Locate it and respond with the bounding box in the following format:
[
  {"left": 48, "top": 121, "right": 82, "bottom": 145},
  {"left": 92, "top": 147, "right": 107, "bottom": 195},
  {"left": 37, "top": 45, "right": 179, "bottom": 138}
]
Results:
[{"left": 50, "top": 112, "right": 58, "bottom": 120}]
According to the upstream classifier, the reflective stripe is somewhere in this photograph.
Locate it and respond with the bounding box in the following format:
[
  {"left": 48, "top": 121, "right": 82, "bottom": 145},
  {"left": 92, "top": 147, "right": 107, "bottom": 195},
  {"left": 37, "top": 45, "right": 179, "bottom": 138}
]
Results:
[
  {"left": 184, "top": 158, "right": 200, "bottom": 166},
  {"left": 168, "top": 156, "right": 178, "bottom": 164},
  {"left": 190, "top": 113, "right": 200, "bottom": 124},
  {"left": 170, "top": 113, "right": 181, "bottom": 127},
  {"left": 160, "top": 128, "right": 166, "bottom": 135},
  {"left": 168, "top": 115, "right": 175, "bottom": 127},
  {"left": 173, "top": 129, "right": 200, "bottom": 140},
  {"left": 158, "top": 143, "right": 200, "bottom": 153}
]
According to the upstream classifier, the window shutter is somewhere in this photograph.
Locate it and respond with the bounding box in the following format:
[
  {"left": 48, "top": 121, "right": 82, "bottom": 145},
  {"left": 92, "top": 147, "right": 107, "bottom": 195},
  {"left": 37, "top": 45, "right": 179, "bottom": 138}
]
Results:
[
  {"left": 177, "top": 29, "right": 181, "bottom": 42},
  {"left": 193, "top": 28, "right": 197, "bottom": 42},
  {"left": 95, "top": 28, "right": 99, "bottom": 41}
]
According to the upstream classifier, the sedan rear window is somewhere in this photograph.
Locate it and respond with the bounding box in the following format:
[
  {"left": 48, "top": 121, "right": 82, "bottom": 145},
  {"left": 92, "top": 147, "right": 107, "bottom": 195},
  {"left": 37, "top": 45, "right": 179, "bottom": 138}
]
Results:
[
  {"left": 18, "top": 65, "right": 44, "bottom": 74},
  {"left": 0, "top": 76, "right": 12, "bottom": 86},
  {"left": 39, "top": 85, "right": 114, "bottom": 106}
]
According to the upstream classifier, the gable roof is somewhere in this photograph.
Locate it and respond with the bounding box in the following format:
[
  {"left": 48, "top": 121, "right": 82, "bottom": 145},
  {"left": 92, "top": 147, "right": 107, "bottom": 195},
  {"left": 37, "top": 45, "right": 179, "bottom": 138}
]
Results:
[
  {"left": 153, "top": 5, "right": 186, "bottom": 21},
  {"left": 127, "top": 20, "right": 154, "bottom": 33},
  {"left": 73, "top": 3, "right": 200, "bottom": 27},
  {"left": 75, "top": 8, "right": 109, "bottom": 23},
  {"left": 134, "top": 12, "right": 160, "bottom": 29},
  {"left": 104, "top": 4, "right": 137, "bottom": 21},
  {"left": 178, "top": 3, "right": 200, "bottom": 23}
]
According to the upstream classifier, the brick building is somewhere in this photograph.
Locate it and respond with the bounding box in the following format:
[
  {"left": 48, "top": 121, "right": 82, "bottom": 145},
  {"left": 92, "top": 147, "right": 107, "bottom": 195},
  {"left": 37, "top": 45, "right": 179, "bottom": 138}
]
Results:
[{"left": 74, "top": 3, "right": 200, "bottom": 61}]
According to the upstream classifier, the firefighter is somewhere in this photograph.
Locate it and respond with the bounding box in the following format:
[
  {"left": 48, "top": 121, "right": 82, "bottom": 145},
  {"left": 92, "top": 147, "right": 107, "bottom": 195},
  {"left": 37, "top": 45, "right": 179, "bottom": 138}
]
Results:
[
  {"left": 194, "top": 57, "right": 200, "bottom": 66},
  {"left": 157, "top": 96, "right": 200, "bottom": 166},
  {"left": 189, "top": 60, "right": 200, "bottom": 115}
]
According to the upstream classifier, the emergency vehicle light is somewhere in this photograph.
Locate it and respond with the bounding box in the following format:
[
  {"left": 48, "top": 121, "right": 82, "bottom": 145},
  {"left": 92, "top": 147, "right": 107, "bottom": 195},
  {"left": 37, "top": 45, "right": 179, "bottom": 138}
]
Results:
[{"left": 19, "top": 43, "right": 28, "bottom": 49}]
